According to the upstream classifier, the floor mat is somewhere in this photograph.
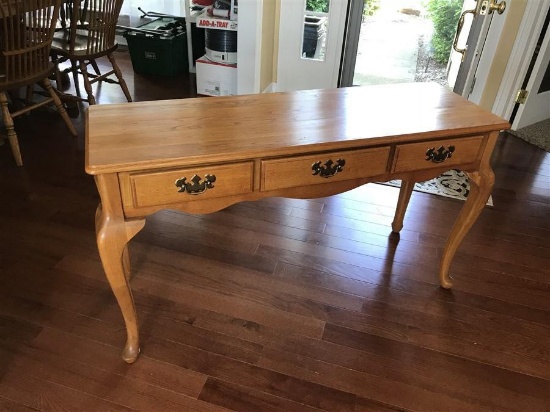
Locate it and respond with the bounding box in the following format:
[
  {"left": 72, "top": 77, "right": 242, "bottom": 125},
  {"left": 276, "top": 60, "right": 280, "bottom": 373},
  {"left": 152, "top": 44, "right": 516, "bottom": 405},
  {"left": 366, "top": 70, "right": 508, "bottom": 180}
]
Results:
[{"left": 379, "top": 169, "right": 493, "bottom": 206}]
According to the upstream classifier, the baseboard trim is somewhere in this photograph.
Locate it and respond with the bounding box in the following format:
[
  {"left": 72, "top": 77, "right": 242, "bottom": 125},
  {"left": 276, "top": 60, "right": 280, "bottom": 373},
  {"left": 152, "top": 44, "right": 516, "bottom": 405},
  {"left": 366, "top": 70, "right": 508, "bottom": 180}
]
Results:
[{"left": 262, "top": 83, "right": 276, "bottom": 93}]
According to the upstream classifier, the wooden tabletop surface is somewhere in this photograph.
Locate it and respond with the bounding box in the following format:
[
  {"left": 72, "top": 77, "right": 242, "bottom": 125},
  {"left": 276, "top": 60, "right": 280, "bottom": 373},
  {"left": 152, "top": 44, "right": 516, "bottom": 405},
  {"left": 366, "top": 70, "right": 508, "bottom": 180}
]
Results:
[{"left": 85, "top": 83, "right": 510, "bottom": 175}]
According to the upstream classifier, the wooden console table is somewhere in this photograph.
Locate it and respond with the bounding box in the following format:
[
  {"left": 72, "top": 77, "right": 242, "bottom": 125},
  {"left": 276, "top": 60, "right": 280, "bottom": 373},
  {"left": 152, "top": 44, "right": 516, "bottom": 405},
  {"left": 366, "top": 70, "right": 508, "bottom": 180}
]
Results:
[{"left": 86, "top": 83, "right": 509, "bottom": 363}]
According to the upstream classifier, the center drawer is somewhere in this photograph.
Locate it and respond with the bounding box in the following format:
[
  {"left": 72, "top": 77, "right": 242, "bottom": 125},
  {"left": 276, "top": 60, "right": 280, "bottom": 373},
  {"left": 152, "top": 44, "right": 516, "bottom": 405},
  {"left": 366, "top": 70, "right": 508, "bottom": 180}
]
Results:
[
  {"left": 120, "top": 162, "right": 254, "bottom": 209},
  {"left": 261, "top": 146, "right": 390, "bottom": 191}
]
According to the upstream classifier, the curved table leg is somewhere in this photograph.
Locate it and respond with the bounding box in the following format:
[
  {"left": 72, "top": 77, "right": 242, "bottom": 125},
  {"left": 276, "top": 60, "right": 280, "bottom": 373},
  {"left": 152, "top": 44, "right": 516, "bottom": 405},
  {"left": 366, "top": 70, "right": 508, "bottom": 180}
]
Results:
[
  {"left": 94, "top": 174, "right": 145, "bottom": 363},
  {"left": 438, "top": 168, "right": 494, "bottom": 289},
  {"left": 391, "top": 179, "right": 415, "bottom": 233}
]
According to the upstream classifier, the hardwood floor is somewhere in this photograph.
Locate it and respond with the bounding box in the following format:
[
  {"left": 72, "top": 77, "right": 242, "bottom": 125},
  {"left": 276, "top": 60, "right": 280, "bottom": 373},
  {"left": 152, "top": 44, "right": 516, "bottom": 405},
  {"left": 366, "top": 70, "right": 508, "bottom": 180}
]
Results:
[{"left": 1, "top": 50, "right": 550, "bottom": 411}]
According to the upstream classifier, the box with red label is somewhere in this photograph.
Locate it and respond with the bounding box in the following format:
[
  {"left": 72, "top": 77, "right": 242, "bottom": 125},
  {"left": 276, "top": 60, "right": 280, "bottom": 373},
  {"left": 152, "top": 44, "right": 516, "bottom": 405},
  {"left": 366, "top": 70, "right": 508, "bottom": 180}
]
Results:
[
  {"left": 196, "top": 10, "right": 238, "bottom": 30},
  {"left": 196, "top": 55, "right": 237, "bottom": 97}
]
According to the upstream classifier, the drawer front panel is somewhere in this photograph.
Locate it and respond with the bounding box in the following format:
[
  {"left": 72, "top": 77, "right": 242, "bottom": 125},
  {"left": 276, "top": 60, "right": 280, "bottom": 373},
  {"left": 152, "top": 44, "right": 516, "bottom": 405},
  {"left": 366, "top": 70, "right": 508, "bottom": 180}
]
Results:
[
  {"left": 122, "top": 162, "right": 254, "bottom": 209},
  {"left": 392, "top": 135, "right": 484, "bottom": 173},
  {"left": 261, "top": 147, "right": 390, "bottom": 191}
]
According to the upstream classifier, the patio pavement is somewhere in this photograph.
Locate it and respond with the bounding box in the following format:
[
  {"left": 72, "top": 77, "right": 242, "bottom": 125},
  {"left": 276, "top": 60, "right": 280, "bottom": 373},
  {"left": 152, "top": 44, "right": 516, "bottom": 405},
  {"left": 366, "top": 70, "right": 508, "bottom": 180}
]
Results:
[{"left": 353, "top": 4, "right": 434, "bottom": 86}]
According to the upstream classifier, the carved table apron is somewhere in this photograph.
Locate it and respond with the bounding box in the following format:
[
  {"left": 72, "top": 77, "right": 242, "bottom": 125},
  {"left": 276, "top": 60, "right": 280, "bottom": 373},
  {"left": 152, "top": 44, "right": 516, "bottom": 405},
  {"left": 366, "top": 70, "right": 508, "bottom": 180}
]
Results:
[{"left": 85, "top": 83, "right": 510, "bottom": 363}]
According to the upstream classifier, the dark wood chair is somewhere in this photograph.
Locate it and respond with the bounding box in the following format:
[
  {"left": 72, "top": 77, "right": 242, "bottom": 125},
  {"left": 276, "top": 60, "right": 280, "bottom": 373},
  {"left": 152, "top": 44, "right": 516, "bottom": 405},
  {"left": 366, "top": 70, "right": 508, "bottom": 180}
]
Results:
[
  {"left": 0, "top": 0, "right": 77, "bottom": 166},
  {"left": 50, "top": 0, "right": 131, "bottom": 105}
]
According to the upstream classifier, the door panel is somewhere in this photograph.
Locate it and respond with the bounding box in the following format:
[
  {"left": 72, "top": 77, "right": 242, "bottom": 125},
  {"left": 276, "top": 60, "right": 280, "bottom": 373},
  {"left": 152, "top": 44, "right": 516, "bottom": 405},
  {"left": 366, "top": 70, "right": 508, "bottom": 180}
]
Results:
[{"left": 276, "top": 0, "right": 347, "bottom": 92}]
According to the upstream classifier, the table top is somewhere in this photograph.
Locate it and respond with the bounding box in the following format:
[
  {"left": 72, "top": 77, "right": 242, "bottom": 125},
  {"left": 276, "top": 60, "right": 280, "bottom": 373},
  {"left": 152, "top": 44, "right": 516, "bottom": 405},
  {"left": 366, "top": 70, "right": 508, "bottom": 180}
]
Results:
[{"left": 85, "top": 83, "right": 510, "bottom": 175}]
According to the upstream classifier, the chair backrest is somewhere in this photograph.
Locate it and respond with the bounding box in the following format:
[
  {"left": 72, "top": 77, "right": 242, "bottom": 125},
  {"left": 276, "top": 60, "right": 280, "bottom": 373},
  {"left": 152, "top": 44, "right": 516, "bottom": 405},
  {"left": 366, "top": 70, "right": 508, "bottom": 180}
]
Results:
[
  {"left": 67, "top": 0, "right": 123, "bottom": 55},
  {"left": 0, "top": 0, "right": 61, "bottom": 84}
]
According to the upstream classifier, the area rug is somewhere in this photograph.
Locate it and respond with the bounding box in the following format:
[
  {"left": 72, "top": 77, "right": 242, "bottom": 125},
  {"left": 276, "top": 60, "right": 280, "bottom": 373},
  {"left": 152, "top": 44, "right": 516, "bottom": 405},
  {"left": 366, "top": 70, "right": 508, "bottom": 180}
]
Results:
[
  {"left": 379, "top": 169, "right": 494, "bottom": 206},
  {"left": 509, "top": 118, "right": 550, "bottom": 152}
]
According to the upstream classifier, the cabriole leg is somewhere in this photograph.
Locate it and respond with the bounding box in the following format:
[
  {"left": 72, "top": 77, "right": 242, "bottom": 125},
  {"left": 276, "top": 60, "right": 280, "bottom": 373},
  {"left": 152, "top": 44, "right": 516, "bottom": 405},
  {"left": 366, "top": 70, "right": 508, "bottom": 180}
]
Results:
[
  {"left": 94, "top": 174, "right": 145, "bottom": 362},
  {"left": 439, "top": 168, "right": 494, "bottom": 288}
]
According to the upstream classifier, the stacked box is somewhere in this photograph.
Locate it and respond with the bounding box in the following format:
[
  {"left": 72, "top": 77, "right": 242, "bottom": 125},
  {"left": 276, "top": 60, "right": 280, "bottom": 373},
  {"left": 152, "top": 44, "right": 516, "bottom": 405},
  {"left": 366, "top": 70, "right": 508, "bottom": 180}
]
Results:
[{"left": 196, "top": 55, "right": 237, "bottom": 96}]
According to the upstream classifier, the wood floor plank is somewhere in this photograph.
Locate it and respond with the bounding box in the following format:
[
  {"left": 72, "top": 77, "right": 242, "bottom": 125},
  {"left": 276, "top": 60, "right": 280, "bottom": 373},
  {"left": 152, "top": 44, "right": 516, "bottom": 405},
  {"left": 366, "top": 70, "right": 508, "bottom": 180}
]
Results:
[
  {"left": 0, "top": 395, "right": 39, "bottom": 412},
  {"left": 321, "top": 306, "right": 550, "bottom": 379},
  {"left": 353, "top": 397, "right": 406, "bottom": 412},
  {"left": 56, "top": 249, "right": 327, "bottom": 342},
  {"left": 0, "top": 266, "right": 266, "bottom": 365},
  {"left": 256, "top": 346, "right": 495, "bottom": 411},
  {"left": 31, "top": 327, "right": 208, "bottom": 400},
  {"left": 256, "top": 243, "right": 550, "bottom": 311},
  {"left": 199, "top": 378, "right": 323, "bottom": 412},
  {"left": 274, "top": 262, "right": 550, "bottom": 327},
  {"left": 141, "top": 335, "right": 357, "bottom": 412},
  {"left": 193, "top": 308, "right": 550, "bottom": 410},
  {"left": 0, "top": 340, "right": 222, "bottom": 412},
  {"left": 322, "top": 324, "right": 550, "bottom": 408},
  {"left": 0, "top": 355, "right": 136, "bottom": 412}
]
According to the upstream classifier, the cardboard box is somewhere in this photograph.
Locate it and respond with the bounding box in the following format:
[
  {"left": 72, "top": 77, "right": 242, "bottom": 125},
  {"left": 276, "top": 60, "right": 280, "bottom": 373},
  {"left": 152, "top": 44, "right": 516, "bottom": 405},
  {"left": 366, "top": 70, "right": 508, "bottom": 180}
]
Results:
[
  {"left": 196, "top": 56, "right": 237, "bottom": 97},
  {"left": 196, "top": 11, "right": 238, "bottom": 30}
]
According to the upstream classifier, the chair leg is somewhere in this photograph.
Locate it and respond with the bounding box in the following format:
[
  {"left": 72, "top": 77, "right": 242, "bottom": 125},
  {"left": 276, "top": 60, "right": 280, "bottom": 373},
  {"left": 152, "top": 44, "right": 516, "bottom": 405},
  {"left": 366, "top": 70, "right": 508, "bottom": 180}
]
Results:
[
  {"left": 26, "top": 85, "right": 34, "bottom": 103},
  {"left": 41, "top": 79, "right": 77, "bottom": 136},
  {"left": 79, "top": 60, "right": 96, "bottom": 104},
  {"left": 52, "top": 54, "right": 63, "bottom": 89},
  {"left": 70, "top": 59, "right": 80, "bottom": 91},
  {"left": 90, "top": 59, "right": 101, "bottom": 76},
  {"left": 0, "top": 92, "right": 22, "bottom": 166},
  {"left": 107, "top": 52, "right": 132, "bottom": 103}
]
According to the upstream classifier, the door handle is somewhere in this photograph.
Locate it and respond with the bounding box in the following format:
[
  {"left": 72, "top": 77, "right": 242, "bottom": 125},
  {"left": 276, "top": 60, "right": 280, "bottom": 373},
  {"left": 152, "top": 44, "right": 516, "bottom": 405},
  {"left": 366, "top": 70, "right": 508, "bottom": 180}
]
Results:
[
  {"left": 479, "top": 0, "right": 506, "bottom": 15},
  {"left": 452, "top": 0, "right": 506, "bottom": 62},
  {"left": 452, "top": 8, "right": 476, "bottom": 61},
  {"left": 453, "top": 0, "right": 506, "bottom": 61}
]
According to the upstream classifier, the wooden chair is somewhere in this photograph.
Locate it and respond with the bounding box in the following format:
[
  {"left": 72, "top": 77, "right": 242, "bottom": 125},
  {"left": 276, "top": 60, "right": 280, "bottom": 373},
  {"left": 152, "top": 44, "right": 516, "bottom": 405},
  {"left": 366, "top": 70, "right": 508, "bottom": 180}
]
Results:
[
  {"left": 0, "top": 0, "right": 77, "bottom": 166},
  {"left": 50, "top": 0, "right": 131, "bottom": 105}
]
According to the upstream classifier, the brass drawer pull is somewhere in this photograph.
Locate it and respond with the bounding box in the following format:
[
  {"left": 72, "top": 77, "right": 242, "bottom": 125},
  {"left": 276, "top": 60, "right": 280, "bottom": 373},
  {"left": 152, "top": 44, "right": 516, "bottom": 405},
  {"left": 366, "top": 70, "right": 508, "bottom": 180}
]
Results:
[
  {"left": 175, "top": 174, "right": 216, "bottom": 195},
  {"left": 312, "top": 159, "right": 346, "bottom": 178},
  {"left": 426, "top": 146, "right": 455, "bottom": 163}
]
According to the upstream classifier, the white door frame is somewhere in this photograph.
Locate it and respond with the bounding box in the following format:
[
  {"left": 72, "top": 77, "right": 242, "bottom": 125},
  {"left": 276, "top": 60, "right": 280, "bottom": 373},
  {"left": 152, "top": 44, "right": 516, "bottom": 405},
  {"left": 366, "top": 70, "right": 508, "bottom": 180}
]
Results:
[
  {"left": 492, "top": 0, "right": 550, "bottom": 119},
  {"left": 276, "top": 0, "right": 348, "bottom": 92},
  {"left": 339, "top": 0, "right": 363, "bottom": 87},
  {"left": 237, "top": 0, "right": 263, "bottom": 94}
]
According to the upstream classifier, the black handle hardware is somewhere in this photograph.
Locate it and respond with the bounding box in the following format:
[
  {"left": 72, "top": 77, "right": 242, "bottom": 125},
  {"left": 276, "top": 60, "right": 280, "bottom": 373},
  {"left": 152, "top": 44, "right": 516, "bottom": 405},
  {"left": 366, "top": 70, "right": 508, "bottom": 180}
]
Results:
[
  {"left": 311, "top": 159, "right": 346, "bottom": 178},
  {"left": 425, "top": 146, "right": 455, "bottom": 163},
  {"left": 175, "top": 174, "right": 216, "bottom": 195}
]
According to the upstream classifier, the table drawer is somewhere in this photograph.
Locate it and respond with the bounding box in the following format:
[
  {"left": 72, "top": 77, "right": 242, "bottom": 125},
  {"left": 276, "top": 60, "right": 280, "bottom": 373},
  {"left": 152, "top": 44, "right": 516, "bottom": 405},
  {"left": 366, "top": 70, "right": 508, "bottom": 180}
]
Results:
[
  {"left": 120, "top": 162, "right": 254, "bottom": 209},
  {"left": 261, "top": 147, "right": 390, "bottom": 191},
  {"left": 392, "top": 135, "right": 484, "bottom": 173}
]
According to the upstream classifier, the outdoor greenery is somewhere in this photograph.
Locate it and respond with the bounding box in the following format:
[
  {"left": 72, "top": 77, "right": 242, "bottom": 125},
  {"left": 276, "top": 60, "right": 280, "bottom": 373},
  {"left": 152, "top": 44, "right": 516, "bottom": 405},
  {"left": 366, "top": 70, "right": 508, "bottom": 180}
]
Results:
[
  {"left": 425, "top": 0, "right": 463, "bottom": 63},
  {"left": 306, "top": 0, "right": 329, "bottom": 13},
  {"left": 363, "top": 0, "right": 380, "bottom": 17},
  {"left": 306, "top": 0, "right": 379, "bottom": 15}
]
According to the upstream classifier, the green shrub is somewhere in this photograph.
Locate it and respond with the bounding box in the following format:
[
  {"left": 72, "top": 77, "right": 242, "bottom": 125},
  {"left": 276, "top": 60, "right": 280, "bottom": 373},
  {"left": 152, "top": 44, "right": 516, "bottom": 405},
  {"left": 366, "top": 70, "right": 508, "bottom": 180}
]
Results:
[
  {"left": 363, "top": 0, "right": 380, "bottom": 16},
  {"left": 425, "top": 0, "right": 463, "bottom": 63},
  {"left": 306, "top": 0, "right": 329, "bottom": 13}
]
